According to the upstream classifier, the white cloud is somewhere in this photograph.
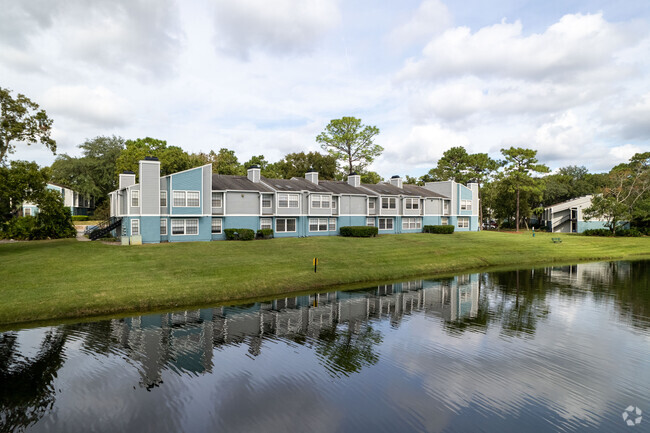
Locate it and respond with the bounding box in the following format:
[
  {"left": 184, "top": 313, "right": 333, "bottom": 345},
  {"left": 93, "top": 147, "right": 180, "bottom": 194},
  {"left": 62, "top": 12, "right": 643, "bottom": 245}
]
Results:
[
  {"left": 42, "top": 85, "right": 132, "bottom": 128},
  {"left": 387, "top": 0, "right": 451, "bottom": 49},
  {"left": 608, "top": 144, "right": 643, "bottom": 162},
  {"left": 212, "top": 0, "right": 340, "bottom": 59}
]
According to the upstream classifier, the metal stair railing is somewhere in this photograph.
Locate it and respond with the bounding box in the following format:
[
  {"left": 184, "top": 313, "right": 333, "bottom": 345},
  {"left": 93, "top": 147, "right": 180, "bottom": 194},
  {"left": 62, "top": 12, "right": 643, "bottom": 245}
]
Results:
[{"left": 89, "top": 217, "right": 122, "bottom": 241}]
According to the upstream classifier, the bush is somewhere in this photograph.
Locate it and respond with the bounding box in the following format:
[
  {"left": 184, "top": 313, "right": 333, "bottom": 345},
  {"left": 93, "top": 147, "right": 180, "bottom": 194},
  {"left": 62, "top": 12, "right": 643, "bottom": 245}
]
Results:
[
  {"left": 423, "top": 225, "right": 455, "bottom": 234},
  {"left": 71, "top": 215, "right": 89, "bottom": 221},
  {"left": 256, "top": 229, "right": 274, "bottom": 239},
  {"left": 616, "top": 228, "right": 642, "bottom": 237},
  {"left": 583, "top": 229, "right": 613, "bottom": 237},
  {"left": 339, "top": 226, "right": 378, "bottom": 237},
  {"left": 224, "top": 228, "right": 255, "bottom": 241},
  {"left": 32, "top": 191, "right": 77, "bottom": 239},
  {"left": 0, "top": 216, "right": 37, "bottom": 240}
]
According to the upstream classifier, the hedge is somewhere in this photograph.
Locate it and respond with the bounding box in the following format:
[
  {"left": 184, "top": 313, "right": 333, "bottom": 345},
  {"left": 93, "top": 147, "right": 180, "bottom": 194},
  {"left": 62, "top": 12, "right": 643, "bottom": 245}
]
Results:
[
  {"left": 256, "top": 229, "right": 274, "bottom": 239},
  {"left": 71, "top": 215, "right": 90, "bottom": 221},
  {"left": 423, "top": 225, "right": 455, "bottom": 234},
  {"left": 582, "top": 228, "right": 612, "bottom": 237},
  {"left": 224, "top": 228, "right": 255, "bottom": 241},
  {"left": 339, "top": 226, "right": 378, "bottom": 237}
]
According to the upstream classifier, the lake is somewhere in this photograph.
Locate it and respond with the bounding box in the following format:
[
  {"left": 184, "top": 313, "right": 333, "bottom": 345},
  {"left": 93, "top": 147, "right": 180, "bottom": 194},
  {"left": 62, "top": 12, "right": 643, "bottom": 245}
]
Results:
[{"left": 1, "top": 260, "right": 648, "bottom": 432}]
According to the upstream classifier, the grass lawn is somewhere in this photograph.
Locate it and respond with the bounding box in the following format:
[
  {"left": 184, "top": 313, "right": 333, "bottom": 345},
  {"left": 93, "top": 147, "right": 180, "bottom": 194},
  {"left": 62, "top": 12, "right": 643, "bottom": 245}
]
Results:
[{"left": 1, "top": 231, "right": 649, "bottom": 328}]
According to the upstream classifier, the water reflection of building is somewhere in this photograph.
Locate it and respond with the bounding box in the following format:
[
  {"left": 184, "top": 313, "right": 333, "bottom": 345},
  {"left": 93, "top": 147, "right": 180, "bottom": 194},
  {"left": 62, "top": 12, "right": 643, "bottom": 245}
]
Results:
[
  {"left": 545, "top": 262, "right": 631, "bottom": 288},
  {"left": 107, "top": 275, "right": 480, "bottom": 388}
]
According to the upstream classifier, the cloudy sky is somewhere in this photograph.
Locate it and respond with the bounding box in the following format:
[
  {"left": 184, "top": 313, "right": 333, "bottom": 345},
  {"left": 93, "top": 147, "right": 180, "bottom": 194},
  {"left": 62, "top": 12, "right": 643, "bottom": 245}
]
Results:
[{"left": 1, "top": 0, "right": 649, "bottom": 178}]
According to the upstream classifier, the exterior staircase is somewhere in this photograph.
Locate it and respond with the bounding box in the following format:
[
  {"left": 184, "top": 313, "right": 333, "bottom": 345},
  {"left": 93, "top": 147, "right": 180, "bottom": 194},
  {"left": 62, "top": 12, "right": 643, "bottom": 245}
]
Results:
[{"left": 89, "top": 217, "right": 122, "bottom": 241}]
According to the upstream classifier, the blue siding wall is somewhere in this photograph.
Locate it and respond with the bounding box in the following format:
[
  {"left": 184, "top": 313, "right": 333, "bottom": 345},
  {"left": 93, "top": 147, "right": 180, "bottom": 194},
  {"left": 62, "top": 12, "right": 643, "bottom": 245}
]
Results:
[
  {"left": 140, "top": 216, "right": 161, "bottom": 243},
  {"left": 213, "top": 216, "right": 260, "bottom": 240},
  {"left": 577, "top": 220, "right": 609, "bottom": 232},
  {"left": 170, "top": 168, "right": 204, "bottom": 216}
]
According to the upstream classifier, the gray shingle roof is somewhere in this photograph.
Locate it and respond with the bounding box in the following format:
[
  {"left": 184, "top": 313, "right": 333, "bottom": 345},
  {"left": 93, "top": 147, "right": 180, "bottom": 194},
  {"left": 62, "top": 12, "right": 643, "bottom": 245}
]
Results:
[
  {"left": 401, "top": 184, "right": 448, "bottom": 198},
  {"left": 318, "top": 180, "right": 373, "bottom": 195},
  {"left": 212, "top": 174, "right": 274, "bottom": 192},
  {"left": 260, "top": 176, "right": 332, "bottom": 193},
  {"left": 360, "top": 182, "right": 415, "bottom": 196}
]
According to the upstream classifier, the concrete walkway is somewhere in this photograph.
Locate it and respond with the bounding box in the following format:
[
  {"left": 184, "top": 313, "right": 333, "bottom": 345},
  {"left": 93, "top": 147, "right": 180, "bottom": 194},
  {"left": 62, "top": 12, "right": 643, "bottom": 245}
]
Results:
[{"left": 75, "top": 226, "right": 91, "bottom": 241}]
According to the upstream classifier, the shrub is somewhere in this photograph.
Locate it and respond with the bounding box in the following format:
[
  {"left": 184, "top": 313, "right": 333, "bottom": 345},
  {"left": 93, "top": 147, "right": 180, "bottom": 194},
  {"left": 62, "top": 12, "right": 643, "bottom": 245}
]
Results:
[
  {"left": 423, "top": 225, "right": 455, "bottom": 234},
  {"left": 616, "top": 228, "right": 642, "bottom": 237},
  {"left": 0, "top": 216, "right": 37, "bottom": 240},
  {"left": 582, "top": 229, "right": 613, "bottom": 237},
  {"left": 256, "top": 229, "right": 274, "bottom": 239},
  {"left": 72, "top": 215, "right": 89, "bottom": 221},
  {"left": 32, "top": 191, "right": 77, "bottom": 239},
  {"left": 224, "top": 228, "right": 255, "bottom": 241},
  {"left": 339, "top": 226, "right": 378, "bottom": 237}
]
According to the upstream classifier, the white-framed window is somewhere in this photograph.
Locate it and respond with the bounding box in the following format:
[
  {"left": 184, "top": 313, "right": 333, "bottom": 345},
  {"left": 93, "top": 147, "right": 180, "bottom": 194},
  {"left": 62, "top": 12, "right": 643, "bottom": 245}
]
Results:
[
  {"left": 381, "top": 197, "right": 396, "bottom": 209},
  {"left": 331, "top": 198, "right": 337, "bottom": 209},
  {"left": 379, "top": 218, "right": 394, "bottom": 230},
  {"left": 276, "top": 218, "right": 296, "bottom": 232},
  {"left": 187, "top": 191, "right": 200, "bottom": 207},
  {"left": 131, "top": 219, "right": 140, "bottom": 236},
  {"left": 458, "top": 217, "right": 470, "bottom": 228},
  {"left": 368, "top": 200, "right": 375, "bottom": 210},
  {"left": 131, "top": 190, "right": 139, "bottom": 208},
  {"left": 171, "top": 218, "right": 199, "bottom": 235},
  {"left": 24, "top": 208, "right": 31, "bottom": 216},
  {"left": 160, "top": 219, "right": 167, "bottom": 235},
  {"left": 262, "top": 194, "right": 272, "bottom": 208},
  {"left": 212, "top": 192, "right": 223, "bottom": 208},
  {"left": 260, "top": 218, "right": 272, "bottom": 230},
  {"left": 405, "top": 198, "right": 419, "bottom": 210},
  {"left": 160, "top": 191, "right": 167, "bottom": 207},
  {"left": 311, "top": 194, "right": 330, "bottom": 209},
  {"left": 461, "top": 200, "right": 472, "bottom": 211},
  {"left": 329, "top": 218, "right": 336, "bottom": 231},
  {"left": 278, "top": 193, "right": 299, "bottom": 208},
  {"left": 441, "top": 217, "right": 449, "bottom": 225},
  {"left": 443, "top": 201, "right": 450, "bottom": 214},
  {"left": 172, "top": 191, "right": 200, "bottom": 207},
  {"left": 309, "top": 218, "right": 330, "bottom": 232},
  {"left": 211, "top": 218, "right": 222, "bottom": 234},
  {"left": 402, "top": 217, "right": 422, "bottom": 230},
  {"left": 366, "top": 218, "right": 375, "bottom": 227}
]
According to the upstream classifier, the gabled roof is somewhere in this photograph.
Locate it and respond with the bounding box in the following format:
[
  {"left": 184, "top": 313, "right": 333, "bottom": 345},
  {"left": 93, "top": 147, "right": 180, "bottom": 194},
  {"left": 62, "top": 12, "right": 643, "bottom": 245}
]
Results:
[
  {"left": 360, "top": 182, "right": 415, "bottom": 196},
  {"left": 260, "top": 176, "right": 331, "bottom": 193},
  {"left": 212, "top": 174, "right": 274, "bottom": 192},
  {"left": 318, "top": 180, "right": 372, "bottom": 195},
  {"left": 401, "top": 184, "right": 448, "bottom": 198},
  {"left": 545, "top": 195, "right": 594, "bottom": 210}
]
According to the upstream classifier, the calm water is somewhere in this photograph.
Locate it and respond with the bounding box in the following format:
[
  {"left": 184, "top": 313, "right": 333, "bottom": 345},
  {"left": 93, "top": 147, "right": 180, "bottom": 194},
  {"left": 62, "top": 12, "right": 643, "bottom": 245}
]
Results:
[{"left": 1, "top": 261, "right": 649, "bottom": 433}]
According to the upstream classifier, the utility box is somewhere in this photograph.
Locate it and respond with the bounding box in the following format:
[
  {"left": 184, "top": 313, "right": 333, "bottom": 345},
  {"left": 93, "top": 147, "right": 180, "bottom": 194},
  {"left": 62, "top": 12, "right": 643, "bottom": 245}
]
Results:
[
  {"left": 121, "top": 236, "right": 130, "bottom": 246},
  {"left": 130, "top": 235, "right": 142, "bottom": 245}
]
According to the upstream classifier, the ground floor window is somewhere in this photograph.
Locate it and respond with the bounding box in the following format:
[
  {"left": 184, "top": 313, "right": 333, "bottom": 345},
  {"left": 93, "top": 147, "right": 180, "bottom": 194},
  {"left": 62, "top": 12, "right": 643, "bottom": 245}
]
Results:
[
  {"left": 211, "top": 218, "right": 222, "bottom": 234},
  {"left": 441, "top": 217, "right": 449, "bottom": 225},
  {"left": 378, "top": 218, "right": 393, "bottom": 230},
  {"left": 160, "top": 219, "right": 167, "bottom": 235},
  {"left": 171, "top": 218, "right": 199, "bottom": 235},
  {"left": 402, "top": 217, "right": 422, "bottom": 230},
  {"left": 260, "top": 218, "right": 272, "bottom": 230},
  {"left": 276, "top": 218, "right": 296, "bottom": 233},
  {"left": 309, "top": 218, "right": 328, "bottom": 232},
  {"left": 458, "top": 217, "right": 469, "bottom": 228},
  {"left": 366, "top": 218, "right": 375, "bottom": 227},
  {"left": 24, "top": 208, "right": 32, "bottom": 216},
  {"left": 329, "top": 218, "right": 336, "bottom": 231},
  {"left": 131, "top": 219, "right": 140, "bottom": 236}
]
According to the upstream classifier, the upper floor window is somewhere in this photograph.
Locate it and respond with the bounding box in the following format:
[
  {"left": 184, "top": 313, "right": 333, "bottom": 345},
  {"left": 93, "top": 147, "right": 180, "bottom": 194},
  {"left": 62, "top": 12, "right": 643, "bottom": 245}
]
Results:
[
  {"left": 173, "top": 191, "right": 200, "bottom": 207},
  {"left": 278, "top": 193, "right": 299, "bottom": 208},
  {"left": 382, "top": 197, "right": 396, "bottom": 209},
  {"left": 461, "top": 200, "right": 472, "bottom": 211},
  {"left": 160, "top": 191, "right": 167, "bottom": 207},
  {"left": 405, "top": 198, "right": 419, "bottom": 210},
  {"left": 262, "top": 194, "right": 272, "bottom": 208},
  {"left": 368, "top": 200, "right": 375, "bottom": 210},
  {"left": 131, "top": 190, "right": 139, "bottom": 208},
  {"left": 311, "top": 194, "right": 330, "bottom": 209},
  {"left": 212, "top": 192, "right": 223, "bottom": 208},
  {"left": 443, "top": 201, "right": 450, "bottom": 214}
]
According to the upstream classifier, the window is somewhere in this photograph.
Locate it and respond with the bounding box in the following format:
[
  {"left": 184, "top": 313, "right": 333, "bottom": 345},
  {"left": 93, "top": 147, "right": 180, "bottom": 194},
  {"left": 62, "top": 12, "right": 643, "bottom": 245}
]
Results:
[
  {"left": 131, "top": 219, "right": 140, "bottom": 236},
  {"left": 211, "top": 218, "right": 222, "bottom": 234},
  {"left": 309, "top": 218, "right": 331, "bottom": 232},
  {"left": 368, "top": 200, "right": 375, "bottom": 210},
  {"left": 311, "top": 195, "right": 330, "bottom": 209},
  {"left": 171, "top": 219, "right": 199, "bottom": 235},
  {"left": 173, "top": 191, "right": 200, "bottom": 207},
  {"left": 260, "top": 218, "right": 272, "bottom": 230},
  {"left": 378, "top": 218, "right": 394, "bottom": 230},
  {"left": 131, "top": 190, "right": 139, "bottom": 207},
  {"left": 461, "top": 200, "right": 472, "bottom": 211},
  {"left": 276, "top": 218, "right": 296, "bottom": 232},
  {"left": 24, "top": 208, "right": 31, "bottom": 216},
  {"left": 443, "top": 201, "right": 450, "bottom": 214},
  {"left": 458, "top": 217, "right": 469, "bottom": 228},
  {"left": 402, "top": 217, "right": 422, "bottom": 230},
  {"left": 278, "top": 193, "right": 299, "bottom": 208},
  {"left": 381, "top": 197, "right": 396, "bottom": 209},
  {"left": 160, "top": 191, "right": 167, "bottom": 207},
  {"left": 262, "top": 194, "right": 272, "bottom": 208},
  {"left": 366, "top": 218, "right": 375, "bottom": 227},
  {"left": 331, "top": 198, "right": 337, "bottom": 209},
  {"left": 329, "top": 218, "right": 336, "bottom": 231},
  {"left": 187, "top": 191, "right": 200, "bottom": 207},
  {"left": 160, "top": 219, "right": 167, "bottom": 235},
  {"left": 212, "top": 192, "right": 222, "bottom": 207},
  {"left": 405, "top": 198, "right": 419, "bottom": 210},
  {"left": 441, "top": 217, "right": 449, "bottom": 225}
]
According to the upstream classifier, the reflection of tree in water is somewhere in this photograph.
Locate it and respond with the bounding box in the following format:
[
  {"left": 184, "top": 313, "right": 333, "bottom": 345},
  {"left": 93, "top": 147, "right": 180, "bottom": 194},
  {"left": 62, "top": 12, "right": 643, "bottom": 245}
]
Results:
[
  {"left": 0, "top": 329, "right": 66, "bottom": 433},
  {"left": 315, "top": 321, "right": 383, "bottom": 378}
]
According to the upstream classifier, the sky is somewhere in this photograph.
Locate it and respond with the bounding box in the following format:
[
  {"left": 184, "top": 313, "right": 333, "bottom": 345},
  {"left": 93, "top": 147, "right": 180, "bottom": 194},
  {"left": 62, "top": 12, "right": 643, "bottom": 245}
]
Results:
[{"left": 1, "top": 0, "right": 649, "bottom": 178}]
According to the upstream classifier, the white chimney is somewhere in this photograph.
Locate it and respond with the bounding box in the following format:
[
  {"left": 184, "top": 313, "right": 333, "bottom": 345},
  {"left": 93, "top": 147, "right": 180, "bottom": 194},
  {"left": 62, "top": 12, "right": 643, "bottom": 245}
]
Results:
[
  {"left": 348, "top": 172, "right": 360, "bottom": 187},
  {"left": 119, "top": 171, "right": 136, "bottom": 189},
  {"left": 390, "top": 175, "right": 403, "bottom": 189},
  {"left": 247, "top": 165, "right": 261, "bottom": 183},
  {"left": 305, "top": 169, "right": 318, "bottom": 185}
]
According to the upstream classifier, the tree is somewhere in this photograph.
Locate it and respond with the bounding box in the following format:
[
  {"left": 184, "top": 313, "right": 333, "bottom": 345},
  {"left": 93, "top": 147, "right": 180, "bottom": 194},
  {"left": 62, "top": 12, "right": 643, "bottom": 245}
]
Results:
[
  {"left": 0, "top": 160, "right": 49, "bottom": 223},
  {"left": 0, "top": 88, "right": 56, "bottom": 164},
  {"left": 32, "top": 189, "right": 76, "bottom": 239},
  {"left": 404, "top": 175, "right": 421, "bottom": 185},
  {"left": 584, "top": 152, "right": 650, "bottom": 234},
  {"left": 425, "top": 146, "right": 471, "bottom": 183},
  {"left": 316, "top": 117, "right": 382, "bottom": 175},
  {"left": 360, "top": 170, "right": 382, "bottom": 184},
  {"left": 275, "top": 151, "right": 337, "bottom": 180},
  {"left": 115, "top": 137, "right": 194, "bottom": 178},
  {"left": 207, "top": 148, "right": 244, "bottom": 175},
  {"left": 500, "top": 147, "right": 549, "bottom": 231},
  {"left": 466, "top": 153, "right": 501, "bottom": 229}
]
